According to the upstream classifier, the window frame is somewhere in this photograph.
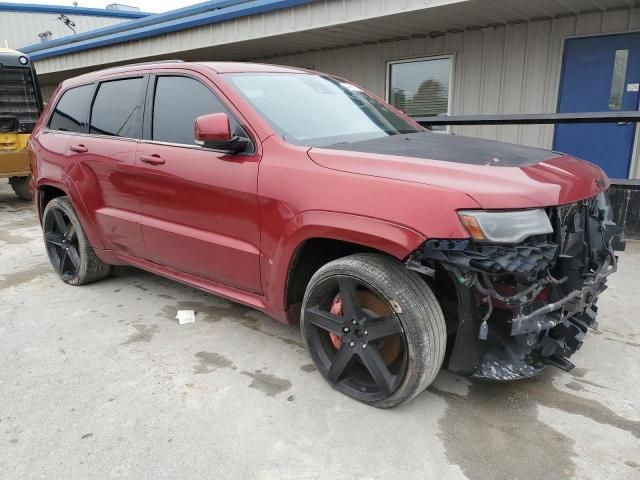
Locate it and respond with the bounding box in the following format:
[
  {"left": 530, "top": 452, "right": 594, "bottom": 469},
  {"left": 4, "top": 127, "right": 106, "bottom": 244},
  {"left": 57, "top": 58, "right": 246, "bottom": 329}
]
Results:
[
  {"left": 46, "top": 82, "right": 97, "bottom": 135},
  {"left": 142, "top": 72, "right": 256, "bottom": 156},
  {"left": 88, "top": 75, "right": 148, "bottom": 141},
  {"left": 385, "top": 54, "right": 455, "bottom": 133}
]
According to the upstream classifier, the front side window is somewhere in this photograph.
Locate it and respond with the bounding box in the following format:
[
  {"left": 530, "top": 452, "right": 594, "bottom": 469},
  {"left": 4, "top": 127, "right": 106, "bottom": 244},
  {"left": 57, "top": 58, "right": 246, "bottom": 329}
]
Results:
[
  {"left": 48, "top": 84, "right": 95, "bottom": 133},
  {"left": 223, "top": 73, "right": 420, "bottom": 147},
  {"left": 152, "top": 76, "right": 230, "bottom": 145},
  {"left": 90, "top": 77, "right": 145, "bottom": 138},
  {"left": 388, "top": 56, "right": 452, "bottom": 131}
]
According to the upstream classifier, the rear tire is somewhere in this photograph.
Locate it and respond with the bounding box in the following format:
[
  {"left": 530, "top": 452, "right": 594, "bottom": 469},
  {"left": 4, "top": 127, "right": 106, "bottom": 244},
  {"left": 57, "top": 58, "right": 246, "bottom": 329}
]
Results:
[
  {"left": 42, "top": 196, "right": 111, "bottom": 285},
  {"left": 300, "top": 253, "right": 446, "bottom": 408},
  {"left": 9, "top": 176, "right": 32, "bottom": 201}
]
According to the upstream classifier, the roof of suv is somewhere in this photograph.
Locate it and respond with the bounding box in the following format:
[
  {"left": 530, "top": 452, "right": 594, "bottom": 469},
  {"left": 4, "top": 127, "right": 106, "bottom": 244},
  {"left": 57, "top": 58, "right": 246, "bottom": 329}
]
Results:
[
  {"left": 202, "top": 62, "right": 309, "bottom": 74},
  {"left": 60, "top": 61, "right": 311, "bottom": 88}
]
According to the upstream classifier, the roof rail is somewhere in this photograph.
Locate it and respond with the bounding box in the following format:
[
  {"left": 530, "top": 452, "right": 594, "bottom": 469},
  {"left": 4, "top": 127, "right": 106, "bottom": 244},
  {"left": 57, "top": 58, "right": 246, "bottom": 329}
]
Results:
[{"left": 98, "top": 59, "right": 186, "bottom": 71}]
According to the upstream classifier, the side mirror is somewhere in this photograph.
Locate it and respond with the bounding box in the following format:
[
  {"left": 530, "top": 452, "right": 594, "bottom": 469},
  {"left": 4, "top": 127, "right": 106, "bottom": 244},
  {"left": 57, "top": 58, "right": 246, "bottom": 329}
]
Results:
[{"left": 194, "top": 112, "right": 249, "bottom": 154}]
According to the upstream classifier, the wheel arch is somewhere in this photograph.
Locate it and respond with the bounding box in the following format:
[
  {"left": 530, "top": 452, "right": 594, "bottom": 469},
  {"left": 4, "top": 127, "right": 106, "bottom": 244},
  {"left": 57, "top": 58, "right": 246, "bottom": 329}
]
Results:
[
  {"left": 36, "top": 177, "right": 105, "bottom": 251},
  {"left": 267, "top": 211, "right": 427, "bottom": 323},
  {"left": 37, "top": 183, "right": 68, "bottom": 219}
]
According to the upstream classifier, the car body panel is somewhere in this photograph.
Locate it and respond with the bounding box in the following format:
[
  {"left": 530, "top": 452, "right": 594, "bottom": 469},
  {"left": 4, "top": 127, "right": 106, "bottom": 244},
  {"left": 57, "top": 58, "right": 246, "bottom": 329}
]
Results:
[
  {"left": 132, "top": 66, "right": 264, "bottom": 293},
  {"left": 308, "top": 146, "right": 608, "bottom": 209},
  {"left": 263, "top": 209, "right": 429, "bottom": 313},
  {"left": 67, "top": 135, "right": 146, "bottom": 257},
  {"left": 30, "top": 61, "right": 612, "bottom": 326},
  {"left": 322, "top": 131, "right": 558, "bottom": 167},
  {"left": 135, "top": 141, "right": 263, "bottom": 293}
]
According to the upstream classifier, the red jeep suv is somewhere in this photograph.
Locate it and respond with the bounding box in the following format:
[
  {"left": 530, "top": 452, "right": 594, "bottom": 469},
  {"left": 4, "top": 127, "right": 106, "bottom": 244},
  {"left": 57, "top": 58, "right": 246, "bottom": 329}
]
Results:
[{"left": 29, "top": 62, "right": 623, "bottom": 408}]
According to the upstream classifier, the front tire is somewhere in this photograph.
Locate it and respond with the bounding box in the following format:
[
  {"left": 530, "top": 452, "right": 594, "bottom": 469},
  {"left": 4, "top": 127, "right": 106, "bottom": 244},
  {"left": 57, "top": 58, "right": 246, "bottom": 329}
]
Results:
[
  {"left": 9, "top": 176, "right": 32, "bottom": 201},
  {"left": 42, "top": 196, "right": 111, "bottom": 285},
  {"left": 300, "top": 253, "right": 446, "bottom": 408}
]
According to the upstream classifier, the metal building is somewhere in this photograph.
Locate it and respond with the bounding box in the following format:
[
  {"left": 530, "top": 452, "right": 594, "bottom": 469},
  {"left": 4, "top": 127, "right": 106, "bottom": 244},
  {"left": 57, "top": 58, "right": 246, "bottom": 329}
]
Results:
[
  {"left": 18, "top": 0, "right": 640, "bottom": 181},
  {"left": 0, "top": 2, "right": 147, "bottom": 50}
]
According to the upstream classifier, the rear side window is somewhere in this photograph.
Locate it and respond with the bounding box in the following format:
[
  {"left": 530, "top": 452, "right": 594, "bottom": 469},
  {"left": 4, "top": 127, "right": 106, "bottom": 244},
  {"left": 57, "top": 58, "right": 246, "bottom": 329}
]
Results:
[
  {"left": 152, "top": 76, "right": 232, "bottom": 145},
  {"left": 90, "top": 77, "right": 145, "bottom": 138},
  {"left": 48, "top": 84, "right": 94, "bottom": 133}
]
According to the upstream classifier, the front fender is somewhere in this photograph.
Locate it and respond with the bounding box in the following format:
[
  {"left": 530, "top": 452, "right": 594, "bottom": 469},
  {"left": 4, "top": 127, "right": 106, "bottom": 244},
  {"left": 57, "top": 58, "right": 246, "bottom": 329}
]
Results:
[{"left": 263, "top": 210, "right": 426, "bottom": 314}]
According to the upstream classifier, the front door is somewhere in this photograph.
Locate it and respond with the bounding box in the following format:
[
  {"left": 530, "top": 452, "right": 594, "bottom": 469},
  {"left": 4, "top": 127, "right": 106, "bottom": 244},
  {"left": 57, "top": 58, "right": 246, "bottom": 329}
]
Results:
[
  {"left": 135, "top": 74, "right": 262, "bottom": 293},
  {"left": 555, "top": 33, "right": 640, "bottom": 179}
]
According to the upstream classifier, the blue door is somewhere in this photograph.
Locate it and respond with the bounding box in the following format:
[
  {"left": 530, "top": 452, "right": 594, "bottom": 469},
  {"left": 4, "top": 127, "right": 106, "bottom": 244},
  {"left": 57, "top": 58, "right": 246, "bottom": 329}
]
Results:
[{"left": 555, "top": 33, "right": 640, "bottom": 179}]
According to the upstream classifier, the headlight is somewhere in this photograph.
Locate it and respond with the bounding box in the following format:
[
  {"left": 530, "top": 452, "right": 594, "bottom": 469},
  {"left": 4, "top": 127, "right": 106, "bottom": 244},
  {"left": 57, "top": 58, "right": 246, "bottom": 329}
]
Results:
[
  {"left": 19, "top": 56, "right": 29, "bottom": 65},
  {"left": 458, "top": 209, "right": 553, "bottom": 243}
]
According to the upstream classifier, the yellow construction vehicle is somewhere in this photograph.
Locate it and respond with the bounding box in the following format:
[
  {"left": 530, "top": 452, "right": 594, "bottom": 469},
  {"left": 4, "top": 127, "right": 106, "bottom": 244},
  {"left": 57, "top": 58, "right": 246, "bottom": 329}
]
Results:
[{"left": 0, "top": 49, "right": 43, "bottom": 200}]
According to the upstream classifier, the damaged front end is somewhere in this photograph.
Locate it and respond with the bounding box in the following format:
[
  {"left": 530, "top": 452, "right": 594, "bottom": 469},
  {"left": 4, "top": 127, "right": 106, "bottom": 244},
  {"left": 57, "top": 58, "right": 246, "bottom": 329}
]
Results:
[{"left": 407, "top": 192, "right": 625, "bottom": 381}]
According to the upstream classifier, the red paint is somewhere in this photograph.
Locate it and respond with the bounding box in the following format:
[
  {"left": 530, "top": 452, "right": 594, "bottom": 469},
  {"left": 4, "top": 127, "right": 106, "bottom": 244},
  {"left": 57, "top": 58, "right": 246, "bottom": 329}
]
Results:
[
  {"left": 194, "top": 113, "right": 231, "bottom": 143},
  {"left": 30, "top": 62, "right": 610, "bottom": 324},
  {"left": 329, "top": 294, "right": 343, "bottom": 350}
]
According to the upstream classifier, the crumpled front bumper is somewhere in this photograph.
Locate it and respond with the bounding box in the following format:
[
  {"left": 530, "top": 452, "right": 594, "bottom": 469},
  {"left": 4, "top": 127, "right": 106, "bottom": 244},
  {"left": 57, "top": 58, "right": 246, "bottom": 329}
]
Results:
[
  {"left": 510, "top": 255, "right": 612, "bottom": 337},
  {"left": 472, "top": 256, "right": 614, "bottom": 381},
  {"left": 407, "top": 192, "right": 624, "bottom": 381}
]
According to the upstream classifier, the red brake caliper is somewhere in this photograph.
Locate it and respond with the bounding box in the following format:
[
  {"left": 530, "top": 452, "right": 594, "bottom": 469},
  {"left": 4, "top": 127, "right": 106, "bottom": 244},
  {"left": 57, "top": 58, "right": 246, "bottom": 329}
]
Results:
[{"left": 329, "top": 294, "right": 343, "bottom": 350}]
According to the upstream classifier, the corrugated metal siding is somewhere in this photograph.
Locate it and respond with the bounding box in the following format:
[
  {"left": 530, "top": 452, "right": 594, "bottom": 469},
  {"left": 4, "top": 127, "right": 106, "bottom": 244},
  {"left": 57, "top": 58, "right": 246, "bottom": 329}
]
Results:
[
  {"left": 31, "top": 0, "right": 473, "bottom": 75},
  {"left": 39, "top": 85, "right": 58, "bottom": 104},
  {"left": 267, "top": 8, "right": 640, "bottom": 178},
  {"left": 0, "top": 12, "right": 130, "bottom": 50},
  {"left": 29, "top": 0, "right": 640, "bottom": 75},
  {"left": 31, "top": 0, "right": 640, "bottom": 178}
]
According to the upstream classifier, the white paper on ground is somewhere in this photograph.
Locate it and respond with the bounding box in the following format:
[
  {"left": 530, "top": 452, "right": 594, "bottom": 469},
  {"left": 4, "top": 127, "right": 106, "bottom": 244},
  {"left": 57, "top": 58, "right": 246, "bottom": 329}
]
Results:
[{"left": 176, "top": 310, "right": 196, "bottom": 325}]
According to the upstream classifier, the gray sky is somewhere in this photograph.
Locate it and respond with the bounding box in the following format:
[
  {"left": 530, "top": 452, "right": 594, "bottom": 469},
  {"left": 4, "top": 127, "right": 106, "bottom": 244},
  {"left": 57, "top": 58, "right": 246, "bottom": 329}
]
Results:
[{"left": 10, "top": 0, "right": 204, "bottom": 13}]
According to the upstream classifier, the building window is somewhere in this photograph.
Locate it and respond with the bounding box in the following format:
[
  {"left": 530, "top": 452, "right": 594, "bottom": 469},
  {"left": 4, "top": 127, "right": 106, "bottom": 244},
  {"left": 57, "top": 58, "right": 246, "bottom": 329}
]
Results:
[
  {"left": 387, "top": 56, "right": 453, "bottom": 130},
  {"left": 608, "top": 49, "right": 629, "bottom": 111}
]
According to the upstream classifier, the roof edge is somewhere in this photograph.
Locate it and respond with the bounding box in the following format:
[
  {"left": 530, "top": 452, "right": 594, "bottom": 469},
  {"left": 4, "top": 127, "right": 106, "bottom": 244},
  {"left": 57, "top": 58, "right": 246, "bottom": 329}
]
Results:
[{"left": 0, "top": 2, "right": 150, "bottom": 18}]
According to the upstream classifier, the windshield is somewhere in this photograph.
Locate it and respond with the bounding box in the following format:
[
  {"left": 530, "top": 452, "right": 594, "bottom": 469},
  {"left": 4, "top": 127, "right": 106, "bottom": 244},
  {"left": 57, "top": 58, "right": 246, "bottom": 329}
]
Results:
[{"left": 223, "top": 72, "right": 421, "bottom": 147}]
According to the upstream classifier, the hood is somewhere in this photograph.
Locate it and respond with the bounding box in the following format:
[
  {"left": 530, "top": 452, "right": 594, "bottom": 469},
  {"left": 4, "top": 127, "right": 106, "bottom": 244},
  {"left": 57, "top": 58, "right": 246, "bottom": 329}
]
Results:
[{"left": 309, "top": 133, "right": 608, "bottom": 209}]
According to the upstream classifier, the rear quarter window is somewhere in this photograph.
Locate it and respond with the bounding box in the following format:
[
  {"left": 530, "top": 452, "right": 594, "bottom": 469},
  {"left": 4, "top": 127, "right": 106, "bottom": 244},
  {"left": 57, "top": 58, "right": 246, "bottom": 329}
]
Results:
[{"left": 48, "top": 84, "right": 95, "bottom": 133}]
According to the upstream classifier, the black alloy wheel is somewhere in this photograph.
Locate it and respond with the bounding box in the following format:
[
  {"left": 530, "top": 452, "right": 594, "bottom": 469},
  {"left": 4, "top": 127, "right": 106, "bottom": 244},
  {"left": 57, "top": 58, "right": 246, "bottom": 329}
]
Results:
[
  {"left": 41, "top": 196, "right": 111, "bottom": 285},
  {"left": 304, "top": 275, "right": 408, "bottom": 402},
  {"left": 301, "top": 254, "right": 446, "bottom": 408},
  {"left": 44, "top": 206, "right": 81, "bottom": 281}
]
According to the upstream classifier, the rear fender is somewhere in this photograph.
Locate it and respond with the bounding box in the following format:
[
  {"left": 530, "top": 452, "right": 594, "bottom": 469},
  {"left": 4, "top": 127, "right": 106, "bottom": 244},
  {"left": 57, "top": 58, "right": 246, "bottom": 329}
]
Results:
[{"left": 35, "top": 174, "right": 106, "bottom": 251}]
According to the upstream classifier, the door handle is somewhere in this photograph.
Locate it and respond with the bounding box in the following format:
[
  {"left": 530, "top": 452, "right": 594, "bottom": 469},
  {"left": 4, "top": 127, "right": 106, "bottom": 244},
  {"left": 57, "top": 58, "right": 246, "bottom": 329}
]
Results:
[
  {"left": 69, "top": 144, "right": 88, "bottom": 153},
  {"left": 139, "top": 154, "right": 165, "bottom": 165}
]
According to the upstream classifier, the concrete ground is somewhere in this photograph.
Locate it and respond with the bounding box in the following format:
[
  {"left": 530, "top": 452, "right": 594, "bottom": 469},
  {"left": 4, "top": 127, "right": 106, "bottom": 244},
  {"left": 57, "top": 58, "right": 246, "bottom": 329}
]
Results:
[{"left": 0, "top": 180, "right": 638, "bottom": 480}]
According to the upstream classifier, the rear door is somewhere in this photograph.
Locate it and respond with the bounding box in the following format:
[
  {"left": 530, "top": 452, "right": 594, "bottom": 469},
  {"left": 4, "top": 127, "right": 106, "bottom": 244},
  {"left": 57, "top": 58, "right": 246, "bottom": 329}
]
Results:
[
  {"left": 135, "top": 73, "right": 262, "bottom": 293},
  {"left": 37, "top": 83, "right": 95, "bottom": 183},
  {"left": 67, "top": 76, "right": 147, "bottom": 257}
]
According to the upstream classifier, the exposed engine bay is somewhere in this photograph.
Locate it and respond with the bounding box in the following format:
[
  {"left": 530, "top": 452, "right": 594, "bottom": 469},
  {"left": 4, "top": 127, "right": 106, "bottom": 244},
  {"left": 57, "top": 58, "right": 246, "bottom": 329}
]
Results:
[{"left": 407, "top": 192, "right": 625, "bottom": 380}]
